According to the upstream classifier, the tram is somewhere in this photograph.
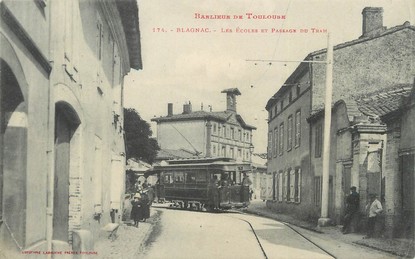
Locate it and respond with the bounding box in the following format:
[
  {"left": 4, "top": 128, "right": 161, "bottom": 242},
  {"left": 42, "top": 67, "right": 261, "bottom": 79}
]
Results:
[{"left": 146, "top": 157, "right": 252, "bottom": 211}]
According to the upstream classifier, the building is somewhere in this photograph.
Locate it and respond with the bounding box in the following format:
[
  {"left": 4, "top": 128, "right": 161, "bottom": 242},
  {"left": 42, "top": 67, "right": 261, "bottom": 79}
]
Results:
[
  {"left": 362, "top": 83, "right": 414, "bottom": 238},
  {"left": 152, "top": 88, "right": 256, "bottom": 163},
  {"left": 265, "top": 7, "right": 415, "bottom": 224},
  {"left": 0, "top": 0, "right": 141, "bottom": 255}
]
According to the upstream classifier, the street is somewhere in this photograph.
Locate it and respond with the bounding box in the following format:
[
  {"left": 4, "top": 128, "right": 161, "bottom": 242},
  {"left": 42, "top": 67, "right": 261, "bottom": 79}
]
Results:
[{"left": 142, "top": 208, "right": 333, "bottom": 259}]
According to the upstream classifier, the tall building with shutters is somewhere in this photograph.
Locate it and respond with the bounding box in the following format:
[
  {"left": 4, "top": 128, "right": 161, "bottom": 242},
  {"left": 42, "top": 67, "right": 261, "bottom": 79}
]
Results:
[{"left": 265, "top": 7, "right": 415, "bottom": 229}]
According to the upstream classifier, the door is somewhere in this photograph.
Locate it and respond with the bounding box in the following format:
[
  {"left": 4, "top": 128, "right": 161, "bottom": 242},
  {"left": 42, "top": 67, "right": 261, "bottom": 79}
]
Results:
[
  {"left": 401, "top": 154, "right": 414, "bottom": 238},
  {"left": 53, "top": 112, "right": 72, "bottom": 241}
]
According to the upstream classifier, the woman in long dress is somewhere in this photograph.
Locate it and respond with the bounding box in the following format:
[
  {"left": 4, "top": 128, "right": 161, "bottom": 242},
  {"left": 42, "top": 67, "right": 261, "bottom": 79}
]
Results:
[
  {"left": 140, "top": 191, "right": 150, "bottom": 221},
  {"left": 130, "top": 193, "right": 142, "bottom": 227}
]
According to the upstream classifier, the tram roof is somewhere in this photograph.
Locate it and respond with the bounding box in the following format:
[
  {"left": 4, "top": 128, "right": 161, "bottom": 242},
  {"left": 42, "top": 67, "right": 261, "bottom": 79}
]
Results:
[{"left": 147, "top": 157, "right": 252, "bottom": 174}]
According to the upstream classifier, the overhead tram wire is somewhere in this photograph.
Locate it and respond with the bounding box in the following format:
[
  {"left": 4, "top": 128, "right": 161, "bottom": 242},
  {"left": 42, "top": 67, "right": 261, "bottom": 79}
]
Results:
[{"left": 247, "top": 0, "right": 293, "bottom": 89}]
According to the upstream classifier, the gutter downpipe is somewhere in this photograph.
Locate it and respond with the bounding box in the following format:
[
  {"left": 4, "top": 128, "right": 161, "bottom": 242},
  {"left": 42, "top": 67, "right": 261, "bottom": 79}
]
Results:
[
  {"left": 318, "top": 32, "right": 333, "bottom": 227},
  {"left": 46, "top": 0, "right": 55, "bottom": 256}
]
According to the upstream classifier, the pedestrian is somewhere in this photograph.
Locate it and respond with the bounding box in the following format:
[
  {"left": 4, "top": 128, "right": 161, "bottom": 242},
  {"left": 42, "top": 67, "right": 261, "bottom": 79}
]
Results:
[
  {"left": 364, "top": 193, "right": 383, "bottom": 239},
  {"left": 141, "top": 190, "right": 150, "bottom": 222},
  {"left": 147, "top": 184, "right": 155, "bottom": 207},
  {"left": 130, "top": 193, "right": 142, "bottom": 227},
  {"left": 342, "top": 186, "right": 360, "bottom": 234},
  {"left": 249, "top": 188, "right": 254, "bottom": 201},
  {"left": 241, "top": 173, "right": 252, "bottom": 202},
  {"left": 134, "top": 180, "right": 142, "bottom": 193},
  {"left": 209, "top": 175, "right": 220, "bottom": 210}
]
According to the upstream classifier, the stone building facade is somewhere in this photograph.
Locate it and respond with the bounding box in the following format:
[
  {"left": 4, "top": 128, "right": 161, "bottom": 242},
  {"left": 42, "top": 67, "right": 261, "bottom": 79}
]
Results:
[
  {"left": 380, "top": 84, "right": 414, "bottom": 238},
  {"left": 152, "top": 89, "right": 256, "bottom": 163},
  {"left": 0, "top": 0, "right": 141, "bottom": 256},
  {"left": 265, "top": 7, "right": 415, "bottom": 225}
]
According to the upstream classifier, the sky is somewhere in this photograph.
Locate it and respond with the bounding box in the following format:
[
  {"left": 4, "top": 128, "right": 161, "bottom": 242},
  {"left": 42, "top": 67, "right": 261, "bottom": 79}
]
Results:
[{"left": 124, "top": 0, "right": 414, "bottom": 156}]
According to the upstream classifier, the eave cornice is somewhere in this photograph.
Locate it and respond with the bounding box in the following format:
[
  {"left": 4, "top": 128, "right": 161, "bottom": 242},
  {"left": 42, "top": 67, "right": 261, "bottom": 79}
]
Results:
[{"left": 97, "top": 0, "right": 130, "bottom": 75}]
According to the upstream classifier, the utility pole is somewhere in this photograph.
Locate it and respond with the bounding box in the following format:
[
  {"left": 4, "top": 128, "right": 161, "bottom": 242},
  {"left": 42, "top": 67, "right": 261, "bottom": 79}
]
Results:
[{"left": 318, "top": 32, "right": 333, "bottom": 227}]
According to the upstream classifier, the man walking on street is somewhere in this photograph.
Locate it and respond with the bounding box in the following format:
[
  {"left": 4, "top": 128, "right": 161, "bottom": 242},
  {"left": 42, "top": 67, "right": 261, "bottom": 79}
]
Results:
[
  {"left": 342, "top": 186, "right": 360, "bottom": 234},
  {"left": 364, "top": 193, "right": 383, "bottom": 239}
]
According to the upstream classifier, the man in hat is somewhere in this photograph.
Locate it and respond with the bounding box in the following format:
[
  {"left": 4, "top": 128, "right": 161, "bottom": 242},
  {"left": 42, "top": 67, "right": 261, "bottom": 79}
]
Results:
[
  {"left": 364, "top": 193, "right": 383, "bottom": 238},
  {"left": 342, "top": 186, "right": 360, "bottom": 234}
]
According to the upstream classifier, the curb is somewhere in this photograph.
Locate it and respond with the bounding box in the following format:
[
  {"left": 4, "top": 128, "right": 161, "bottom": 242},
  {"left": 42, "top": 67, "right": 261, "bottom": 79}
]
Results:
[
  {"left": 241, "top": 208, "right": 324, "bottom": 234},
  {"left": 243, "top": 207, "right": 414, "bottom": 258},
  {"left": 353, "top": 240, "right": 415, "bottom": 258},
  {"left": 137, "top": 209, "right": 162, "bottom": 256}
]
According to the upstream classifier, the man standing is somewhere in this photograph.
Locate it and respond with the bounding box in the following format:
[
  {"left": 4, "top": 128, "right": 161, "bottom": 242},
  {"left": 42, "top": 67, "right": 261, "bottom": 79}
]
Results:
[
  {"left": 342, "top": 186, "right": 360, "bottom": 234},
  {"left": 364, "top": 193, "right": 383, "bottom": 238}
]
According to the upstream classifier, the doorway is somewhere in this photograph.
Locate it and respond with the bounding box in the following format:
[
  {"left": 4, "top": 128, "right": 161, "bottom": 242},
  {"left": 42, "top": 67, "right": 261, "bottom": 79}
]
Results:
[
  {"left": 53, "top": 104, "right": 79, "bottom": 242},
  {"left": 0, "top": 60, "right": 27, "bottom": 246}
]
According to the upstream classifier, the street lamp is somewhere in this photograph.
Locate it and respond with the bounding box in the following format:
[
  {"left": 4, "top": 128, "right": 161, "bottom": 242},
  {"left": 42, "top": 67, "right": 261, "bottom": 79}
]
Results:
[{"left": 249, "top": 144, "right": 254, "bottom": 163}]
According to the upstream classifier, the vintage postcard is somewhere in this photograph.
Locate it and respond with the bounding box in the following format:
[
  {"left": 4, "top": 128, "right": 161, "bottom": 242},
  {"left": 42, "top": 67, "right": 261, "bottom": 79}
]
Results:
[{"left": 0, "top": 0, "right": 414, "bottom": 258}]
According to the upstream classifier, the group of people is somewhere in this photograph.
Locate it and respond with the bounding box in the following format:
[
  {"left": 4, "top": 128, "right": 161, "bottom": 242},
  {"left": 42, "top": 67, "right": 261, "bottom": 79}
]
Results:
[
  {"left": 130, "top": 181, "right": 154, "bottom": 228},
  {"left": 342, "top": 186, "right": 383, "bottom": 239},
  {"left": 208, "top": 173, "right": 253, "bottom": 210}
]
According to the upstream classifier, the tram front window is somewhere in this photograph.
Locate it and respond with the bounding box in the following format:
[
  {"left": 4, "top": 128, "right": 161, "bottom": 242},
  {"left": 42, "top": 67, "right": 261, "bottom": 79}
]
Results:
[
  {"left": 174, "top": 172, "right": 184, "bottom": 183},
  {"left": 186, "top": 172, "right": 196, "bottom": 183}
]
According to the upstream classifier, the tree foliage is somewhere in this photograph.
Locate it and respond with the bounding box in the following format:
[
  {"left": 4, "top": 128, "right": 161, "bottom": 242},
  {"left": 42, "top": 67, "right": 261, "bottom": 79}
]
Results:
[{"left": 124, "top": 108, "right": 160, "bottom": 164}]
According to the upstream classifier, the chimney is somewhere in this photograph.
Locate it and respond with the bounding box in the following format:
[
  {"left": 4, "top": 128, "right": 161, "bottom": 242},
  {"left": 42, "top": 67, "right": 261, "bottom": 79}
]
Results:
[
  {"left": 361, "top": 7, "right": 385, "bottom": 37},
  {"left": 167, "top": 103, "right": 173, "bottom": 116},
  {"left": 221, "top": 88, "right": 241, "bottom": 113},
  {"left": 182, "top": 101, "right": 192, "bottom": 114}
]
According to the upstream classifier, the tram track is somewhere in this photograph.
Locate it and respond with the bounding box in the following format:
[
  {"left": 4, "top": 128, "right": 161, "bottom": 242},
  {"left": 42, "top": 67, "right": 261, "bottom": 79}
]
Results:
[
  {"left": 228, "top": 212, "right": 336, "bottom": 259},
  {"left": 154, "top": 204, "right": 335, "bottom": 258}
]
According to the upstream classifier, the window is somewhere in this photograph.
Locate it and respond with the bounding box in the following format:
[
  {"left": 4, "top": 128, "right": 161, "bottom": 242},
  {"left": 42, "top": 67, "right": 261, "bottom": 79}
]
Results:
[
  {"left": 289, "top": 90, "right": 293, "bottom": 102},
  {"left": 296, "top": 84, "right": 301, "bottom": 97},
  {"left": 287, "top": 115, "right": 293, "bottom": 151},
  {"left": 163, "top": 173, "right": 174, "bottom": 184},
  {"left": 294, "top": 168, "right": 301, "bottom": 203},
  {"left": 314, "top": 176, "right": 321, "bottom": 206},
  {"left": 278, "top": 172, "right": 283, "bottom": 202},
  {"left": 174, "top": 172, "right": 185, "bottom": 183},
  {"left": 221, "top": 146, "right": 226, "bottom": 157},
  {"left": 268, "top": 110, "right": 272, "bottom": 121},
  {"left": 238, "top": 129, "right": 242, "bottom": 141},
  {"left": 246, "top": 132, "right": 250, "bottom": 142},
  {"left": 213, "top": 123, "right": 217, "bottom": 134},
  {"left": 273, "top": 128, "right": 278, "bottom": 157},
  {"left": 268, "top": 131, "right": 272, "bottom": 159},
  {"left": 213, "top": 145, "right": 216, "bottom": 155},
  {"left": 65, "top": 0, "right": 74, "bottom": 61},
  {"left": 289, "top": 169, "right": 295, "bottom": 202},
  {"left": 283, "top": 171, "right": 288, "bottom": 201},
  {"left": 226, "top": 126, "right": 230, "bottom": 138},
  {"left": 238, "top": 148, "right": 242, "bottom": 158},
  {"left": 231, "top": 127, "right": 235, "bottom": 139},
  {"left": 274, "top": 105, "right": 278, "bottom": 116},
  {"left": 186, "top": 172, "right": 196, "bottom": 183},
  {"left": 230, "top": 148, "right": 234, "bottom": 159},
  {"left": 315, "top": 124, "right": 323, "bottom": 158},
  {"left": 280, "top": 100, "right": 284, "bottom": 110},
  {"left": 279, "top": 123, "right": 284, "bottom": 155},
  {"left": 295, "top": 110, "right": 301, "bottom": 147},
  {"left": 271, "top": 129, "right": 275, "bottom": 157},
  {"left": 97, "top": 16, "right": 103, "bottom": 61}
]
